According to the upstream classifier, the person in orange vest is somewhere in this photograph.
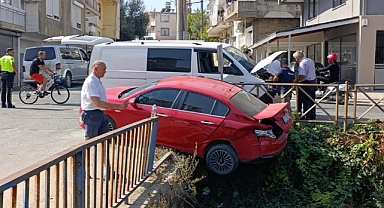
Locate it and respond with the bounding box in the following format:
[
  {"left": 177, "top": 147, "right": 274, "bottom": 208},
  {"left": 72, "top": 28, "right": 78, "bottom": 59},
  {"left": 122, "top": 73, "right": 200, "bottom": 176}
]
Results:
[{"left": 0, "top": 48, "right": 18, "bottom": 108}]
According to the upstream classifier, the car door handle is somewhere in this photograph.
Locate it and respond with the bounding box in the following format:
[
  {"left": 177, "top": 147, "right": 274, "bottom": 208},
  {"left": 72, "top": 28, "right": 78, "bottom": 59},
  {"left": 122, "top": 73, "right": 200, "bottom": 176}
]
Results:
[
  {"left": 115, "top": 110, "right": 121, "bottom": 113},
  {"left": 156, "top": 113, "right": 169, "bottom": 117},
  {"left": 201, "top": 121, "right": 214, "bottom": 125}
]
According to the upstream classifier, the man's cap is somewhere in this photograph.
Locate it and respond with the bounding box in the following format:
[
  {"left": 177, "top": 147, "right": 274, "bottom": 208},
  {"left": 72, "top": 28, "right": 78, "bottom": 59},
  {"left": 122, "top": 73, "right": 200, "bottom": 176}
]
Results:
[{"left": 281, "top": 58, "right": 289, "bottom": 65}]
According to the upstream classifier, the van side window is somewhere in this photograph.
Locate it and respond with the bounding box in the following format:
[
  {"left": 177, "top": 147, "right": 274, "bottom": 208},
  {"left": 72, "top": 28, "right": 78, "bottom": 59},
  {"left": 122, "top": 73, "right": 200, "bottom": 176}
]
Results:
[
  {"left": 60, "top": 48, "right": 81, "bottom": 60},
  {"left": 147, "top": 49, "right": 191, "bottom": 72},
  {"left": 197, "top": 51, "right": 243, "bottom": 76},
  {"left": 79, "top": 49, "right": 89, "bottom": 61}
]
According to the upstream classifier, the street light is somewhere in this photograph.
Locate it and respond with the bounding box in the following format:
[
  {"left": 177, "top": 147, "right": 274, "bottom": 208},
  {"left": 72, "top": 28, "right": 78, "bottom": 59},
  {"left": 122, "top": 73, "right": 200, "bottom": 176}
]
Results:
[{"left": 187, "top": 0, "right": 204, "bottom": 40}]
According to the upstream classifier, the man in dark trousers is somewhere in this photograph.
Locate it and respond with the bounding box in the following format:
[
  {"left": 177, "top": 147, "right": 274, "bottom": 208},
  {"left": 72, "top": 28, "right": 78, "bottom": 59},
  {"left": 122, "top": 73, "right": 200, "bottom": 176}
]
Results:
[
  {"left": 293, "top": 51, "right": 317, "bottom": 120},
  {"left": 273, "top": 58, "right": 295, "bottom": 103},
  {"left": 0, "top": 48, "right": 18, "bottom": 108},
  {"left": 316, "top": 53, "right": 340, "bottom": 84}
]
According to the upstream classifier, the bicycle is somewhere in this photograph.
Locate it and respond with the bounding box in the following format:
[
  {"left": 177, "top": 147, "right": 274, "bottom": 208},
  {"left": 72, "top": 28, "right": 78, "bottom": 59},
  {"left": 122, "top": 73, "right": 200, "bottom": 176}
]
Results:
[{"left": 19, "top": 74, "right": 70, "bottom": 104}]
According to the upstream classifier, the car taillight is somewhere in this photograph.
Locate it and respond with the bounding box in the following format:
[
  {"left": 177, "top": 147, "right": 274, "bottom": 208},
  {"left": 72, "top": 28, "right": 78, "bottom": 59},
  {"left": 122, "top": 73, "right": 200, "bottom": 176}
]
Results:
[
  {"left": 22, "top": 66, "right": 25, "bottom": 72},
  {"left": 56, "top": 63, "right": 61, "bottom": 70}
]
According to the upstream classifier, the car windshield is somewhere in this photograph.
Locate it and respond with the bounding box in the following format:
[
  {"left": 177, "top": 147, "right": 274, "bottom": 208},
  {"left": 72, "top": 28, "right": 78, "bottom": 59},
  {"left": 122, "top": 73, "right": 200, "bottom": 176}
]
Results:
[
  {"left": 230, "top": 90, "right": 267, "bottom": 117},
  {"left": 224, "top": 46, "right": 256, "bottom": 72},
  {"left": 119, "top": 81, "right": 159, "bottom": 99},
  {"left": 24, "top": 47, "right": 56, "bottom": 61}
]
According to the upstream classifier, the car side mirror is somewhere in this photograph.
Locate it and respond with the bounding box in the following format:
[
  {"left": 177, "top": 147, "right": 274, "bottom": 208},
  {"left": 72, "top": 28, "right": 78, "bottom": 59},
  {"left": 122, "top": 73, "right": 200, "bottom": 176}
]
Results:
[{"left": 128, "top": 97, "right": 136, "bottom": 106}]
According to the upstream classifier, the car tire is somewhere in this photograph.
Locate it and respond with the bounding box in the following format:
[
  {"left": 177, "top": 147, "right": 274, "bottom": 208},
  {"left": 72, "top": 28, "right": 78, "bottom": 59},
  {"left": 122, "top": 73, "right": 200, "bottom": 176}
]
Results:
[
  {"left": 64, "top": 72, "right": 72, "bottom": 88},
  {"left": 206, "top": 144, "right": 239, "bottom": 176},
  {"left": 107, "top": 116, "right": 117, "bottom": 131}
]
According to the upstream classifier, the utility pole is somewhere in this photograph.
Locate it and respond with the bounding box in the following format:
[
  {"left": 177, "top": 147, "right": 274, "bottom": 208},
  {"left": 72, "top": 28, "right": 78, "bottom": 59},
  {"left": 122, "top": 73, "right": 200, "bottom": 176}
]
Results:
[
  {"left": 200, "top": 0, "right": 203, "bottom": 40},
  {"left": 176, "top": 0, "right": 183, "bottom": 40}
]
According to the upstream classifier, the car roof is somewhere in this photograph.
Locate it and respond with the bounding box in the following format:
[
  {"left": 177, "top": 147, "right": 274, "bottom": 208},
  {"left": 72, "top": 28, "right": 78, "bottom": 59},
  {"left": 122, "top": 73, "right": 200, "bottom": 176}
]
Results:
[
  {"left": 94, "top": 41, "right": 232, "bottom": 49},
  {"left": 156, "top": 76, "right": 242, "bottom": 99}
]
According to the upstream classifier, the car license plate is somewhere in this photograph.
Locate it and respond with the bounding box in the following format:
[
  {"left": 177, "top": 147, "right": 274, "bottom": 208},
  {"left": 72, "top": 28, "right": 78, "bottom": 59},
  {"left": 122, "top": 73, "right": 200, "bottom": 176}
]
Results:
[{"left": 283, "top": 113, "right": 291, "bottom": 124}]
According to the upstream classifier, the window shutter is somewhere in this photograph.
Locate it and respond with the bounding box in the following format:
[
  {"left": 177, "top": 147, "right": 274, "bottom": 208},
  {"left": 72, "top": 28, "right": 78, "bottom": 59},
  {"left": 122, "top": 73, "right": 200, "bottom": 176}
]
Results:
[
  {"left": 46, "top": 0, "right": 53, "bottom": 17},
  {"left": 53, "top": 0, "right": 60, "bottom": 20}
]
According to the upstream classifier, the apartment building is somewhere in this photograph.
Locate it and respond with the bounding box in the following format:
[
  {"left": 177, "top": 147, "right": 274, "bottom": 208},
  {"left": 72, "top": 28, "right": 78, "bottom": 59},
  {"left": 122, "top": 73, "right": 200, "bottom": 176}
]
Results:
[
  {"left": 147, "top": 10, "right": 177, "bottom": 40},
  {"left": 0, "top": 0, "right": 25, "bottom": 83},
  {"left": 251, "top": 0, "right": 384, "bottom": 86},
  {"left": 207, "top": 0, "right": 300, "bottom": 50}
]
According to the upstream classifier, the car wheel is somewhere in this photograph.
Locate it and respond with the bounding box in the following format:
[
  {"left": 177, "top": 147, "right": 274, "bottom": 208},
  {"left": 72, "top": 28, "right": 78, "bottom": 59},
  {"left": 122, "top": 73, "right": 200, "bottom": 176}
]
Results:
[
  {"left": 206, "top": 144, "right": 239, "bottom": 176},
  {"left": 64, "top": 72, "right": 72, "bottom": 88},
  {"left": 107, "top": 116, "right": 117, "bottom": 131}
]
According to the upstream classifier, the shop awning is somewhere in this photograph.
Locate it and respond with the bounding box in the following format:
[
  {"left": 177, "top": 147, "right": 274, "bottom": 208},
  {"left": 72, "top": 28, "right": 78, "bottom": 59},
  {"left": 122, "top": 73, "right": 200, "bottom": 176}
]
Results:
[{"left": 250, "top": 17, "right": 359, "bottom": 49}]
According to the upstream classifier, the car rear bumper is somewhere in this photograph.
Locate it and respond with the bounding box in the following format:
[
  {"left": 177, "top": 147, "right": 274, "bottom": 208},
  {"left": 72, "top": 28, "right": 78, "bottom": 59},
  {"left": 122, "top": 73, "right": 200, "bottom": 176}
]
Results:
[{"left": 233, "top": 132, "right": 288, "bottom": 162}]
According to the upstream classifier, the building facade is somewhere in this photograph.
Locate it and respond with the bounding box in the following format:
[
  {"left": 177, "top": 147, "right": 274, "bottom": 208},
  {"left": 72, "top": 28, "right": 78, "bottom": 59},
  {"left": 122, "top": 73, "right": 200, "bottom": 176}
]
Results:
[
  {"left": 207, "top": 0, "right": 300, "bottom": 50},
  {"left": 147, "top": 11, "right": 177, "bottom": 40},
  {"left": 251, "top": 0, "right": 384, "bottom": 86}
]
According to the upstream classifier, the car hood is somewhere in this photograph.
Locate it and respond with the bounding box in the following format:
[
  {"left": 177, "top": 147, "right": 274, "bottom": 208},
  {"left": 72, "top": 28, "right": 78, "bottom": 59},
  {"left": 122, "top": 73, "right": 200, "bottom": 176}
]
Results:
[
  {"left": 105, "top": 86, "right": 137, "bottom": 103},
  {"left": 251, "top": 51, "right": 286, "bottom": 74}
]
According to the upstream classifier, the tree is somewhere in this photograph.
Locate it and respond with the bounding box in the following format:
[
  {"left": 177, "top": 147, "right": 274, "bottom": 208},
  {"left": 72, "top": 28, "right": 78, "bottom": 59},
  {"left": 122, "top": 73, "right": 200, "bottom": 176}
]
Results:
[
  {"left": 120, "top": 0, "right": 149, "bottom": 41},
  {"left": 187, "top": 9, "right": 219, "bottom": 42}
]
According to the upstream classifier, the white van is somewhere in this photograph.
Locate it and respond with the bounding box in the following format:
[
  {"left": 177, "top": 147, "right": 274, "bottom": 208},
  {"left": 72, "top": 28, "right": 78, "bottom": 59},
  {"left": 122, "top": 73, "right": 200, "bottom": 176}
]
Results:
[
  {"left": 88, "top": 41, "right": 270, "bottom": 101},
  {"left": 23, "top": 45, "right": 89, "bottom": 87},
  {"left": 23, "top": 35, "right": 115, "bottom": 87}
]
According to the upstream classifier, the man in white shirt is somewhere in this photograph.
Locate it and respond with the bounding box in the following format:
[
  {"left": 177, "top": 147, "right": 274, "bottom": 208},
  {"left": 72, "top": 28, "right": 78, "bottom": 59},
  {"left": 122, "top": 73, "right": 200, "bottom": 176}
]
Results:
[
  {"left": 293, "top": 51, "right": 317, "bottom": 120},
  {"left": 81, "top": 60, "right": 127, "bottom": 140}
]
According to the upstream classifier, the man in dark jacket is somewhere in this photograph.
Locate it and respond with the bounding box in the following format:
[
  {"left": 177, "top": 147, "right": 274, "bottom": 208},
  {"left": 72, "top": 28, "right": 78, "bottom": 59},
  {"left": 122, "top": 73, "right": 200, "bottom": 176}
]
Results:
[
  {"left": 273, "top": 58, "right": 295, "bottom": 103},
  {"left": 316, "top": 53, "right": 340, "bottom": 84}
]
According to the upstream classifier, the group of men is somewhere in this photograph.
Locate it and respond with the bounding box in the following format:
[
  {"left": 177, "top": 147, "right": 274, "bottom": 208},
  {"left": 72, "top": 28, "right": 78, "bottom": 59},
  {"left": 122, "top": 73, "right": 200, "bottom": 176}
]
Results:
[
  {"left": 0, "top": 48, "right": 55, "bottom": 108},
  {"left": 272, "top": 51, "right": 340, "bottom": 120}
]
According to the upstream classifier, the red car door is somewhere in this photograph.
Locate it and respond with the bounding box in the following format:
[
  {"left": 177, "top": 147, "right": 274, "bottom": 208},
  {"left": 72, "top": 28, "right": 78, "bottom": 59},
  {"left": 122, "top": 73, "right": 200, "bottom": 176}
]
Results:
[
  {"left": 133, "top": 89, "right": 182, "bottom": 146},
  {"left": 169, "top": 92, "right": 227, "bottom": 155}
]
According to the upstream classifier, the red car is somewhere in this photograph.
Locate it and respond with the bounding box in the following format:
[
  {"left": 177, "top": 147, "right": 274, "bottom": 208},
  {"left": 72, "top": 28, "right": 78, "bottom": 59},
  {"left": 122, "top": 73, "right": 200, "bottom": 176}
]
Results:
[{"left": 79, "top": 76, "right": 293, "bottom": 175}]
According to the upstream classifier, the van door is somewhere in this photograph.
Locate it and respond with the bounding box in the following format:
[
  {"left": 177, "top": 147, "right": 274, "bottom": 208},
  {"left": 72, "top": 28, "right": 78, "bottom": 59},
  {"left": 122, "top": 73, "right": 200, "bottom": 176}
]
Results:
[
  {"left": 193, "top": 49, "right": 244, "bottom": 83},
  {"left": 78, "top": 48, "right": 89, "bottom": 78},
  {"left": 23, "top": 46, "right": 57, "bottom": 83},
  {"left": 146, "top": 48, "right": 193, "bottom": 83},
  {"left": 59, "top": 47, "right": 83, "bottom": 81}
]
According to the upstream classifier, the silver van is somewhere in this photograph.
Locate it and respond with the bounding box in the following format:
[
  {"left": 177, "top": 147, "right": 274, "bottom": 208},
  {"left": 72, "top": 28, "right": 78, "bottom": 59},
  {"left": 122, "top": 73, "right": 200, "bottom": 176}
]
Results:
[{"left": 22, "top": 45, "right": 89, "bottom": 88}]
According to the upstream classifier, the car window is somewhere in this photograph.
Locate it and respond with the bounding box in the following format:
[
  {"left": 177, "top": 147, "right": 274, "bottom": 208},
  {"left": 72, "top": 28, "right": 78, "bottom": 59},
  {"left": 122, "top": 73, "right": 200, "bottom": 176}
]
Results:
[
  {"left": 212, "top": 101, "right": 229, "bottom": 117},
  {"left": 119, "top": 81, "right": 159, "bottom": 100},
  {"left": 181, "top": 92, "right": 215, "bottom": 114},
  {"left": 60, "top": 48, "right": 81, "bottom": 60},
  {"left": 231, "top": 90, "right": 267, "bottom": 117},
  {"left": 24, "top": 47, "right": 56, "bottom": 61},
  {"left": 79, "top": 49, "right": 89, "bottom": 60},
  {"left": 147, "top": 48, "right": 191, "bottom": 72},
  {"left": 137, "top": 89, "right": 181, "bottom": 108}
]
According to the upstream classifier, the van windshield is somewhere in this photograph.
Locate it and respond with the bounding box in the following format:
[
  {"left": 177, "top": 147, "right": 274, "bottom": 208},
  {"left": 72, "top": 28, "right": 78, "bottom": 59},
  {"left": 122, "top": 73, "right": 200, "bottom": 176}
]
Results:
[
  {"left": 224, "top": 46, "right": 256, "bottom": 72},
  {"left": 24, "top": 47, "right": 56, "bottom": 61}
]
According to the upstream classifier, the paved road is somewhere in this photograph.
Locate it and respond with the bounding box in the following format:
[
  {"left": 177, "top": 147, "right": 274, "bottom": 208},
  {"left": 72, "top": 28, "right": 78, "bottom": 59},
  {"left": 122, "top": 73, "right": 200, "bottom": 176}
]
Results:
[{"left": 0, "top": 85, "right": 383, "bottom": 180}]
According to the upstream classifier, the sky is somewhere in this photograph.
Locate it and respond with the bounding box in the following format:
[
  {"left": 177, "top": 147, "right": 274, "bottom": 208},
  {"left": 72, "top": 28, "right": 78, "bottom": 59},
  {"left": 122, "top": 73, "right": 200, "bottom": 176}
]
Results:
[{"left": 143, "top": 0, "right": 209, "bottom": 12}]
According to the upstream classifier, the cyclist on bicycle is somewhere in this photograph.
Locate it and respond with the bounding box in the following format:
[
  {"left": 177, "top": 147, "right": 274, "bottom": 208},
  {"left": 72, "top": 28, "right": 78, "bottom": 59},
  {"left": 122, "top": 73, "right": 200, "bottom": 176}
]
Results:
[{"left": 30, "top": 51, "right": 55, "bottom": 95}]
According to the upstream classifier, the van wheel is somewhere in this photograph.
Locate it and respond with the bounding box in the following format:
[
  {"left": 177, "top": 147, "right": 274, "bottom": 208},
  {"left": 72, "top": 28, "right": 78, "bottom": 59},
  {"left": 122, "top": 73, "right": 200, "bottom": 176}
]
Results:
[{"left": 64, "top": 73, "right": 72, "bottom": 88}]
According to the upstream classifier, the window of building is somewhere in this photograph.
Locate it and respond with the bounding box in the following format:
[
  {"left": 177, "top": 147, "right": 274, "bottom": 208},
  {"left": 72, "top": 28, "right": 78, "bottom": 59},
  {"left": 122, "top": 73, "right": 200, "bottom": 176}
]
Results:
[
  {"left": 71, "top": 2, "right": 83, "bottom": 30},
  {"left": 147, "top": 48, "right": 192, "bottom": 72},
  {"left": 333, "top": 0, "right": 347, "bottom": 7},
  {"left": 306, "top": 43, "right": 322, "bottom": 64},
  {"left": 46, "top": 0, "right": 60, "bottom": 20},
  {"left": 375, "top": 31, "right": 384, "bottom": 64},
  {"left": 98, "top": 3, "right": 101, "bottom": 20},
  {"left": 150, "top": 26, "right": 155, "bottom": 33},
  {"left": 160, "top": 14, "right": 169, "bottom": 22},
  {"left": 308, "top": 0, "right": 318, "bottom": 20},
  {"left": 161, "top": 28, "right": 169, "bottom": 36},
  {"left": 1, "top": 0, "right": 12, "bottom": 6}
]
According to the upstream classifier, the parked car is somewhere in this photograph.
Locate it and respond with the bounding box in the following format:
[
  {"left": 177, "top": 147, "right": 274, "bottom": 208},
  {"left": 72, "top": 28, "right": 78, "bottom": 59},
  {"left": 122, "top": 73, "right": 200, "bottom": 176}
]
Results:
[{"left": 78, "top": 76, "right": 294, "bottom": 175}]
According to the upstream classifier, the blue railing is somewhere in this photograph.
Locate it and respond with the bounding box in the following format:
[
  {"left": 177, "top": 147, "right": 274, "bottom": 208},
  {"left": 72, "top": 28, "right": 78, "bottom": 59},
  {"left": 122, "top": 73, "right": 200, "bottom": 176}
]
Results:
[{"left": 0, "top": 117, "right": 160, "bottom": 208}]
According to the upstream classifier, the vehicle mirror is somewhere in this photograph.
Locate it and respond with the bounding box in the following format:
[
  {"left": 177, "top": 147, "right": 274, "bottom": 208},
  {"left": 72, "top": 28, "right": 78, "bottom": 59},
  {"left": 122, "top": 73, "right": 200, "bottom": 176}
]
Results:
[{"left": 128, "top": 97, "right": 136, "bottom": 106}]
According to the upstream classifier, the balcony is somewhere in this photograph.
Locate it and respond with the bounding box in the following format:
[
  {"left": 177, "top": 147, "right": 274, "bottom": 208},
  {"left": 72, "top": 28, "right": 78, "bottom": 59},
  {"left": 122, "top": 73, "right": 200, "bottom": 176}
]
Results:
[
  {"left": 0, "top": 3, "right": 25, "bottom": 32},
  {"left": 98, "top": 0, "right": 119, "bottom": 3},
  {"left": 224, "top": 0, "right": 301, "bottom": 21},
  {"left": 207, "top": 13, "right": 233, "bottom": 37},
  {"left": 85, "top": 0, "right": 100, "bottom": 17},
  {"left": 277, "top": 0, "right": 304, "bottom": 4}
]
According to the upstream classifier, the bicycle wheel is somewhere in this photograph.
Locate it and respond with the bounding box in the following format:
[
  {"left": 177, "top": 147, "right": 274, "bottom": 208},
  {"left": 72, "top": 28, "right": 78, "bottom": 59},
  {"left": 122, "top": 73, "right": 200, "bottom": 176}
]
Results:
[
  {"left": 51, "top": 85, "right": 70, "bottom": 104},
  {"left": 19, "top": 86, "right": 39, "bottom": 104}
]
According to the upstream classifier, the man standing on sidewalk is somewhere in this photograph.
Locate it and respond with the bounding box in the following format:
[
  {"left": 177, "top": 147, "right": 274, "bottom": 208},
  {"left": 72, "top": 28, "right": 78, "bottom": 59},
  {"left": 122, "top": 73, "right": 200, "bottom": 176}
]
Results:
[{"left": 0, "top": 48, "right": 18, "bottom": 108}]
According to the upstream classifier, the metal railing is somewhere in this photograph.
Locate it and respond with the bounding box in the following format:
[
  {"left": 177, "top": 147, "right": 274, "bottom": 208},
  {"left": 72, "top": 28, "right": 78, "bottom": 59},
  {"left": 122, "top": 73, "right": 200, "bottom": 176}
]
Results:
[
  {"left": 0, "top": 117, "right": 165, "bottom": 208},
  {"left": 353, "top": 84, "right": 384, "bottom": 124}
]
